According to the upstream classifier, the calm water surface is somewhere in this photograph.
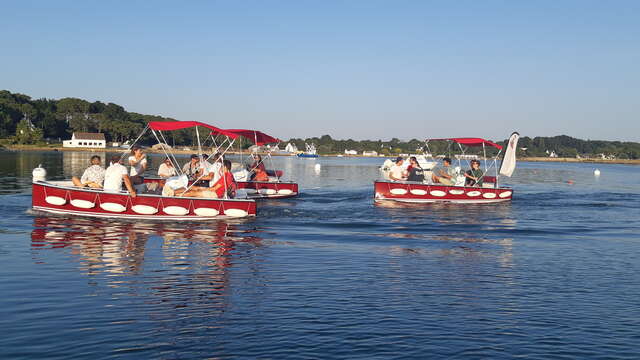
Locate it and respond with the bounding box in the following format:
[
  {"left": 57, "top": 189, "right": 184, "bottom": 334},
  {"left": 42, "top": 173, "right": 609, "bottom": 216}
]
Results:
[{"left": 1, "top": 151, "right": 639, "bottom": 359}]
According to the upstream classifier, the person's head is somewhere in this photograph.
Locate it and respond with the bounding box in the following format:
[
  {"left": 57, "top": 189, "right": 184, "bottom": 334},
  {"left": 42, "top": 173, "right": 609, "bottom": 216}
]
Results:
[
  {"left": 110, "top": 155, "right": 122, "bottom": 165},
  {"left": 201, "top": 153, "right": 208, "bottom": 161},
  {"left": 443, "top": 157, "right": 452, "bottom": 166},
  {"left": 90, "top": 155, "right": 101, "bottom": 165},
  {"left": 131, "top": 146, "right": 143, "bottom": 156},
  {"left": 471, "top": 160, "right": 480, "bottom": 169},
  {"left": 254, "top": 154, "right": 262, "bottom": 161},
  {"left": 409, "top": 156, "right": 418, "bottom": 166},
  {"left": 164, "top": 157, "right": 173, "bottom": 167},
  {"left": 223, "top": 159, "right": 232, "bottom": 172},
  {"left": 212, "top": 153, "right": 221, "bottom": 162},
  {"left": 190, "top": 154, "right": 199, "bottom": 164},
  {"left": 395, "top": 156, "right": 403, "bottom": 165}
]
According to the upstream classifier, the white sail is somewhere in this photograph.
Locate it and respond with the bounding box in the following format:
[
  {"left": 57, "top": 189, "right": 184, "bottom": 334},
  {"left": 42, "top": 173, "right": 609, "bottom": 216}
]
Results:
[{"left": 499, "top": 132, "right": 520, "bottom": 177}]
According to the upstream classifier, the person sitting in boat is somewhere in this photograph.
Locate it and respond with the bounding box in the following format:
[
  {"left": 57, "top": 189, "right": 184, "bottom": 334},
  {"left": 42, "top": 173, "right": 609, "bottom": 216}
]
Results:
[
  {"left": 104, "top": 155, "right": 136, "bottom": 197},
  {"left": 432, "top": 157, "right": 457, "bottom": 186},
  {"left": 128, "top": 146, "right": 147, "bottom": 185},
  {"left": 406, "top": 156, "right": 425, "bottom": 182},
  {"left": 464, "top": 160, "right": 484, "bottom": 187},
  {"left": 389, "top": 156, "right": 407, "bottom": 181},
  {"left": 182, "top": 154, "right": 201, "bottom": 180},
  {"left": 72, "top": 155, "right": 105, "bottom": 188},
  {"left": 198, "top": 152, "right": 223, "bottom": 186},
  {"left": 157, "top": 157, "right": 177, "bottom": 178},
  {"left": 173, "top": 160, "right": 237, "bottom": 199},
  {"left": 247, "top": 154, "right": 267, "bottom": 181}
]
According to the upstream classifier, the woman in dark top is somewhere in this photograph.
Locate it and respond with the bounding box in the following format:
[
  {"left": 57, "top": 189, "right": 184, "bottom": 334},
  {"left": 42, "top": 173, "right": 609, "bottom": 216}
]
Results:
[
  {"left": 464, "top": 160, "right": 484, "bottom": 187},
  {"left": 407, "top": 156, "right": 425, "bottom": 182}
]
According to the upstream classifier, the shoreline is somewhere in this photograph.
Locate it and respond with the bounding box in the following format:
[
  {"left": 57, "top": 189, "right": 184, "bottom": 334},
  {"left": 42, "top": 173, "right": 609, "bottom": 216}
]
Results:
[{"left": 3, "top": 145, "right": 640, "bottom": 165}]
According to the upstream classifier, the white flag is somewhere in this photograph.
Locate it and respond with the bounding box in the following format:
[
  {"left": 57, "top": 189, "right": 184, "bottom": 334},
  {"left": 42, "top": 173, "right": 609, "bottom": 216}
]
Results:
[{"left": 499, "top": 132, "right": 520, "bottom": 177}]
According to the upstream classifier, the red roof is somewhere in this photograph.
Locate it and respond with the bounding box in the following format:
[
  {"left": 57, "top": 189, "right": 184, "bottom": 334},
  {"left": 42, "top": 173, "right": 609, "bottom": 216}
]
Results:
[
  {"left": 224, "top": 129, "right": 280, "bottom": 145},
  {"left": 428, "top": 137, "right": 503, "bottom": 150},
  {"left": 149, "top": 121, "right": 238, "bottom": 138}
]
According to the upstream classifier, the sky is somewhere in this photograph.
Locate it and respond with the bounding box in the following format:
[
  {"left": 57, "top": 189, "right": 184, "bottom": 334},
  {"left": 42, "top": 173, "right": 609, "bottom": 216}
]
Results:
[{"left": 2, "top": 1, "right": 639, "bottom": 141}]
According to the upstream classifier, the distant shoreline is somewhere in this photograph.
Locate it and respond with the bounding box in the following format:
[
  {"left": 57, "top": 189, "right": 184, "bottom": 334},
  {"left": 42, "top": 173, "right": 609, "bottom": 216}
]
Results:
[{"left": 3, "top": 145, "right": 640, "bottom": 165}]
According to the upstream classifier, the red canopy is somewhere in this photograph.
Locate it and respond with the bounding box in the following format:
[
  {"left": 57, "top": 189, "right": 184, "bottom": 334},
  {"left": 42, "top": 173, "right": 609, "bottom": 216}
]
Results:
[
  {"left": 224, "top": 129, "right": 280, "bottom": 145},
  {"left": 428, "top": 137, "right": 503, "bottom": 150},
  {"left": 149, "top": 121, "right": 238, "bottom": 138}
]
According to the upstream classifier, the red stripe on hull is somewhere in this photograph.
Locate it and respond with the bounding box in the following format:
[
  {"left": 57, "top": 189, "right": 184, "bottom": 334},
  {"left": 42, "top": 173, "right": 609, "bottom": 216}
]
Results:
[
  {"left": 32, "top": 182, "right": 257, "bottom": 219},
  {"left": 374, "top": 180, "right": 513, "bottom": 204},
  {"left": 236, "top": 181, "right": 299, "bottom": 199}
]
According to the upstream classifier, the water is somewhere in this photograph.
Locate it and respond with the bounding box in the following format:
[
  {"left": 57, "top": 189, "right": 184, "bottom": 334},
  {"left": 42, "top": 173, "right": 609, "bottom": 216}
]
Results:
[{"left": 1, "top": 151, "right": 640, "bottom": 359}]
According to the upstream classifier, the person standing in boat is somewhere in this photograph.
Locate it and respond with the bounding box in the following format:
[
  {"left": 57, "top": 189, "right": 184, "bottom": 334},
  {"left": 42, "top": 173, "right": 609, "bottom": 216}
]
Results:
[
  {"left": 104, "top": 155, "right": 136, "bottom": 197},
  {"left": 72, "top": 155, "right": 105, "bottom": 188},
  {"left": 406, "top": 156, "right": 425, "bottom": 182},
  {"left": 389, "top": 157, "right": 407, "bottom": 181},
  {"left": 128, "top": 146, "right": 147, "bottom": 185},
  {"left": 464, "top": 160, "right": 484, "bottom": 187},
  {"left": 432, "top": 157, "right": 457, "bottom": 185}
]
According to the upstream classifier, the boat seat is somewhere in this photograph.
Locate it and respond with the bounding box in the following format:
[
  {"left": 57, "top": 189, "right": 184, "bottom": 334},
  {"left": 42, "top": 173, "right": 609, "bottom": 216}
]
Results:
[
  {"left": 483, "top": 176, "right": 497, "bottom": 183},
  {"left": 266, "top": 170, "right": 283, "bottom": 178}
]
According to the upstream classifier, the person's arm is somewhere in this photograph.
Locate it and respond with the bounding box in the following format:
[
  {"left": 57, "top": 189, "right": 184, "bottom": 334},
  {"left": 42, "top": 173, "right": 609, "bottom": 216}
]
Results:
[
  {"left": 80, "top": 169, "right": 90, "bottom": 184},
  {"left": 464, "top": 170, "right": 476, "bottom": 180},
  {"left": 123, "top": 175, "right": 136, "bottom": 197}
]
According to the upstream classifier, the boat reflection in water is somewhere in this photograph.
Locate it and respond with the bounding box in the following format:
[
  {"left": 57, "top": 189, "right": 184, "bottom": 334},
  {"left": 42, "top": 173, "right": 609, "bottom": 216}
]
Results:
[
  {"left": 373, "top": 200, "right": 516, "bottom": 269},
  {"left": 30, "top": 216, "right": 264, "bottom": 315}
]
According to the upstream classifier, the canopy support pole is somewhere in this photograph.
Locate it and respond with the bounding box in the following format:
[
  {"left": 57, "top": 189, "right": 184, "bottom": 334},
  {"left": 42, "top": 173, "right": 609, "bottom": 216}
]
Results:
[{"left": 119, "top": 124, "right": 150, "bottom": 162}]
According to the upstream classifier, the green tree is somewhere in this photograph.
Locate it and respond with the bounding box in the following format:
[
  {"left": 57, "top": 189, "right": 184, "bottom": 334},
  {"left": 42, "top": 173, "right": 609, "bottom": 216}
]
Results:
[{"left": 14, "top": 118, "right": 43, "bottom": 144}]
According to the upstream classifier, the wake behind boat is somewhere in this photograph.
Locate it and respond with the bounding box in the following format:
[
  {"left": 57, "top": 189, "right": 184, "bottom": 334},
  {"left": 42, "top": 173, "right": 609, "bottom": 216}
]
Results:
[{"left": 375, "top": 133, "right": 519, "bottom": 204}]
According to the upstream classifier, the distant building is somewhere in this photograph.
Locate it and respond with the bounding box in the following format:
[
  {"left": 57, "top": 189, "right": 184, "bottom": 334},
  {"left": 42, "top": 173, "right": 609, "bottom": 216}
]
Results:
[
  {"left": 362, "top": 150, "right": 378, "bottom": 156},
  {"left": 344, "top": 149, "right": 357, "bottom": 155},
  {"left": 549, "top": 151, "right": 558, "bottom": 158},
  {"left": 63, "top": 133, "right": 106, "bottom": 148},
  {"left": 455, "top": 154, "right": 479, "bottom": 160}
]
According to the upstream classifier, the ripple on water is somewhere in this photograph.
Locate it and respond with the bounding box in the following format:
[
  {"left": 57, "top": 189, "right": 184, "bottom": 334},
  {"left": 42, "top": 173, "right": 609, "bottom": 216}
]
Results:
[{"left": 1, "top": 154, "right": 640, "bottom": 358}]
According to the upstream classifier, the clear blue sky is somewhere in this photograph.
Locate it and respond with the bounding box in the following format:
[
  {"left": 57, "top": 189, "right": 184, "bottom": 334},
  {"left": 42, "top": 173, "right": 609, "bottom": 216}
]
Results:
[{"left": 2, "top": 1, "right": 639, "bottom": 141}]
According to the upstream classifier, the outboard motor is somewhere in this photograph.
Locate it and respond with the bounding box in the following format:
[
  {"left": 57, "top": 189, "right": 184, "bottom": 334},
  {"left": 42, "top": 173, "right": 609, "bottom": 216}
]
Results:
[{"left": 32, "top": 165, "right": 46, "bottom": 183}]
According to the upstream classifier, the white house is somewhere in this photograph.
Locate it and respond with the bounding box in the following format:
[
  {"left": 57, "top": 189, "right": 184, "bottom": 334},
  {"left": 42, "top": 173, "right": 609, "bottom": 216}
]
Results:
[
  {"left": 63, "top": 133, "right": 106, "bottom": 148},
  {"left": 362, "top": 150, "right": 378, "bottom": 156},
  {"left": 344, "top": 149, "right": 357, "bottom": 155}
]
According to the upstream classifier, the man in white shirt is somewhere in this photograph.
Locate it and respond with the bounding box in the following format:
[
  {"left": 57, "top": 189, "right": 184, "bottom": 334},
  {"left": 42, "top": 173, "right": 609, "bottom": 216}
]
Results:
[
  {"left": 199, "top": 153, "right": 223, "bottom": 185},
  {"left": 104, "top": 155, "right": 136, "bottom": 197},
  {"left": 389, "top": 157, "right": 407, "bottom": 181}
]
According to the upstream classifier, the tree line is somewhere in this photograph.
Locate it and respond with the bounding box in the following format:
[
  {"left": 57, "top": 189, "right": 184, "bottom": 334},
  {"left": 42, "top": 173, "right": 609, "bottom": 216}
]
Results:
[
  {"left": 286, "top": 134, "right": 640, "bottom": 159},
  {"left": 2, "top": 90, "right": 639, "bottom": 159},
  {"left": 0, "top": 90, "right": 198, "bottom": 146}
]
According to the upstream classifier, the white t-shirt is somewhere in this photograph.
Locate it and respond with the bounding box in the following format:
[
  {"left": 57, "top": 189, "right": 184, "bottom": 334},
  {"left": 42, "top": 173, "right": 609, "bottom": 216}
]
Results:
[
  {"left": 128, "top": 155, "right": 147, "bottom": 176},
  {"left": 157, "top": 163, "right": 177, "bottom": 177},
  {"left": 390, "top": 164, "right": 405, "bottom": 180},
  {"left": 104, "top": 163, "right": 128, "bottom": 192},
  {"left": 208, "top": 161, "right": 222, "bottom": 185}
]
